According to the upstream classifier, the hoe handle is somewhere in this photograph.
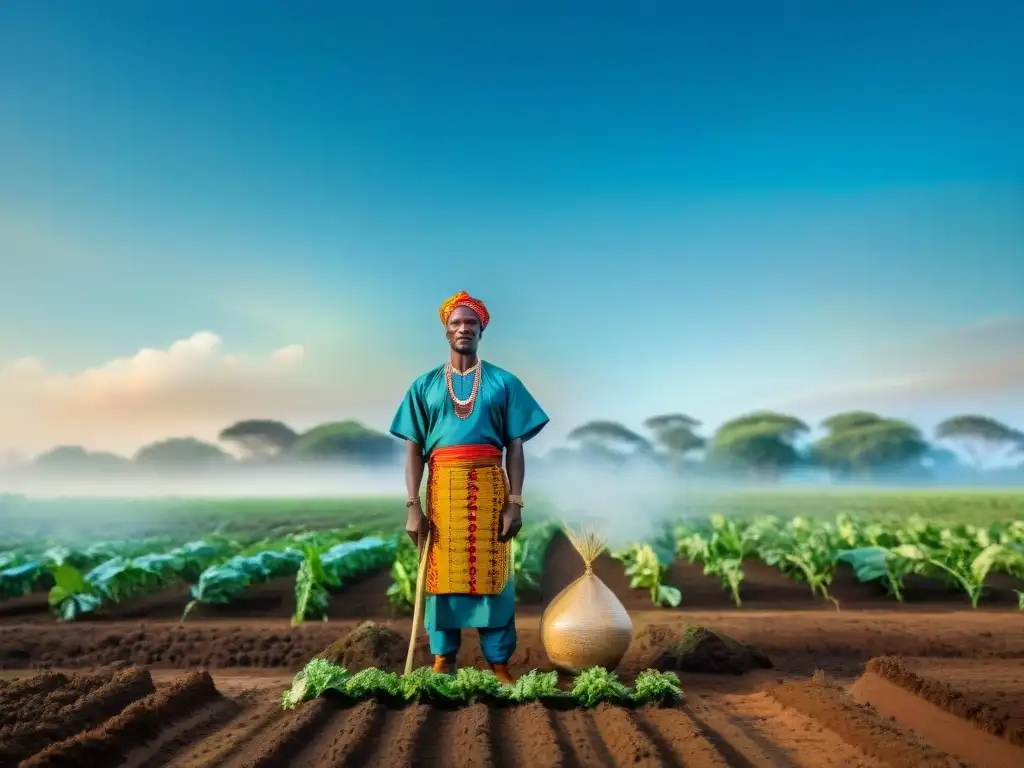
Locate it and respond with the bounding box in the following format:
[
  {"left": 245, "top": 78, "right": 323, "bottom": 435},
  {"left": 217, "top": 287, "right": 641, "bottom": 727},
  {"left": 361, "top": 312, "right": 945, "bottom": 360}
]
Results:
[{"left": 404, "top": 528, "right": 432, "bottom": 676}]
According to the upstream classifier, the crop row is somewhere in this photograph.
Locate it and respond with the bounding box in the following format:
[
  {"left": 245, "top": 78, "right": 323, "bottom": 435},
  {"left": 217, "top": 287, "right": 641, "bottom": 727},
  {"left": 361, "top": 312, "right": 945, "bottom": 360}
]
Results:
[
  {"left": 3, "top": 514, "right": 1022, "bottom": 620},
  {"left": 281, "top": 657, "right": 684, "bottom": 710},
  {"left": 655, "top": 513, "right": 1024, "bottom": 609}
]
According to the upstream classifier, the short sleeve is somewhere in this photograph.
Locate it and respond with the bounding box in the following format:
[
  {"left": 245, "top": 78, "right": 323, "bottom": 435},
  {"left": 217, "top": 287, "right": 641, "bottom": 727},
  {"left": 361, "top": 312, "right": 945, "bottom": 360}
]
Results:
[
  {"left": 390, "top": 379, "right": 428, "bottom": 445},
  {"left": 503, "top": 376, "right": 549, "bottom": 444}
]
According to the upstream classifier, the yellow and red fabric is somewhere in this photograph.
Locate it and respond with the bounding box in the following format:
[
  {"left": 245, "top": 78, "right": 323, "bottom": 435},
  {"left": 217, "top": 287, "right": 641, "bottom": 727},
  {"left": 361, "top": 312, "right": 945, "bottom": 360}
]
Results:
[
  {"left": 425, "top": 444, "right": 509, "bottom": 596},
  {"left": 438, "top": 290, "right": 490, "bottom": 330}
]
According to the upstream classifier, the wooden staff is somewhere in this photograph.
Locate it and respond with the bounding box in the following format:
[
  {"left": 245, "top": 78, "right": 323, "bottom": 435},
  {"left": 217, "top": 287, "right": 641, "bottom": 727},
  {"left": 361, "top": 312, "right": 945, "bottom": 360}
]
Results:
[{"left": 404, "top": 527, "right": 432, "bottom": 676}]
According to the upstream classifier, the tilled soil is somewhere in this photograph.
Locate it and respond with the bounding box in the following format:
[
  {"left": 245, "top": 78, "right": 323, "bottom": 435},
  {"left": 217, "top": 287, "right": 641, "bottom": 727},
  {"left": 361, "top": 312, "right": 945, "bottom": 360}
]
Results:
[
  {"left": 3, "top": 660, "right": 1023, "bottom": 767},
  {"left": 2, "top": 610, "right": 1022, "bottom": 673}
]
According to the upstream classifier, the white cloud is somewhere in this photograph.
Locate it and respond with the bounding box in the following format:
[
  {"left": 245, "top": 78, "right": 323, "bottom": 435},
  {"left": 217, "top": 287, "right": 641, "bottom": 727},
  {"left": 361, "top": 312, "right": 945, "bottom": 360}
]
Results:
[
  {"left": 0, "top": 331, "right": 578, "bottom": 458},
  {"left": 0, "top": 332, "right": 351, "bottom": 457}
]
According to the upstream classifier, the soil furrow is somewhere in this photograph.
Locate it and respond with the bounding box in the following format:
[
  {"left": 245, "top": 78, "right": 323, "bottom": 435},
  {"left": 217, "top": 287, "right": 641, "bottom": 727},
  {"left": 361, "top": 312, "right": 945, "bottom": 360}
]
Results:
[
  {"left": 702, "top": 689, "right": 885, "bottom": 768},
  {"left": 550, "top": 709, "right": 614, "bottom": 767},
  {"left": 0, "top": 666, "right": 155, "bottom": 765},
  {"left": 418, "top": 704, "right": 494, "bottom": 767},
  {"left": 121, "top": 697, "right": 242, "bottom": 767},
  {"left": 589, "top": 704, "right": 665, "bottom": 768},
  {"left": 769, "top": 672, "right": 957, "bottom": 768},
  {"left": 164, "top": 694, "right": 282, "bottom": 767},
  {"left": 220, "top": 696, "right": 335, "bottom": 768},
  {"left": 633, "top": 706, "right": 728, "bottom": 768},
  {"left": 866, "top": 655, "right": 1024, "bottom": 746},
  {"left": 290, "top": 699, "right": 384, "bottom": 767},
  {"left": 683, "top": 694, "right": 787, "bottom": 768},
  {"left": 490, "top": 703, "right": 567, "bottom": 768},
  {"left": 20, "top": 670, "right": 220, "bottom": 768},
  {"left": 0, "top": 672, "right": 69, "bottom": 727},
  {"left": 359, "top": 703, "right": 432, "bottom": 767},
  {"left": 851, "top": 669, "right": 1024, "bottom": 768}
]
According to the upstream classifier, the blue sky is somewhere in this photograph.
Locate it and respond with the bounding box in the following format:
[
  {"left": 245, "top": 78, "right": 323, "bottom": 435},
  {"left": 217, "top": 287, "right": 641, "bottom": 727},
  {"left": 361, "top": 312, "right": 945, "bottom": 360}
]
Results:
[{"left": 0, "top": 1, "right": 1022, "bottom": 455}]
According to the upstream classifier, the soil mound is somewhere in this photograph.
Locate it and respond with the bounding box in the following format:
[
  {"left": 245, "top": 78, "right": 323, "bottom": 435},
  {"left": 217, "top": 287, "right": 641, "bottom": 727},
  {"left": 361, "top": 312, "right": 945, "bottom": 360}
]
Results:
[
  {"left": 652, "top": 624, "right": 772, "bottom": 675},
  {"left": 318, "top": 621, "right": 407, "bottom": 672}
]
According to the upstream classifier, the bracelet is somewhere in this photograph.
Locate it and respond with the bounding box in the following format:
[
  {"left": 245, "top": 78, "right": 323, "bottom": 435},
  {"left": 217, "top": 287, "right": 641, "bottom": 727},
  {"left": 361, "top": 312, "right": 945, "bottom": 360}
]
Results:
[
  {"left": 405, "top": 498, "right": 421, "bottom": 508},
  {"left": 507, "top": 494, "right": 524, "bottom": 508}
]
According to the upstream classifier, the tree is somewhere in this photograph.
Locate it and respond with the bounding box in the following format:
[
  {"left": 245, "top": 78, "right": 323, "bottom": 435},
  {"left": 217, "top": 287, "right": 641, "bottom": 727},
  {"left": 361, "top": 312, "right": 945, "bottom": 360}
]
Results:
[
  {"left": 134, "top": 438, "right": 230, "bottom": 465},
  {"left": 820, "top": 411, "right": 885, "bottom": 433},
  {"left": 707, "top": 412, "right": 809, "bottom": 479},
  {"left": 935, "top": 415, "right": 1024, "bottom": 471},
  {"left": 813, "top": 416, "right": 928, "bottom": 478},
  {"left": 290, "top": 421, "right": 398, "bottom": 463},
  {"left": 642, "top": 414, "right": 706, "bottom": 461},
  {"left": 33, "top": 446, "right": 130, "bottom": 471},
  {"left": 219, "top": 419, "right": 298, "bottom": 459},
  {"left": 565, "top": 421, "right": 652, "bottom": 455}
]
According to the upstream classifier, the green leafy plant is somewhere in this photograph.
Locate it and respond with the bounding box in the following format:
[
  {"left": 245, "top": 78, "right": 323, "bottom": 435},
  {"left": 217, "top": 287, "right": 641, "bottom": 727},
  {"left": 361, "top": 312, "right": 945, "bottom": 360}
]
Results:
[
  {"left": 282, "top": 657, "right": 351, "bottom": 709},
  {"left": 612, "top": 543, "right": 682, "bottom": 607},
  {"left": 890, "top": 542, "right": 1017, "bottom": 608},
  {"left": 292, "top": 545, "right": 336, "bottom": 625},
  {"left": 344, "top": 668, "right": 402, "bottom": 700},
  {"left": 47, "top": 563, "right": 103, "bottom": 621},
  {"left": 756, "top": 517, "right": 840, "bottom": 609},
  {"left": 505, "top": 669, "right": 563, "bottom": 703},
  {"left": 398, "top": 667, "right": 463, "bottom": 703},
  {"left": 674, "top": 515, "right": 754, "bottom": 607},
  {"left": 631, "top": 670, "right": 684, "bottom": 705},
  {"left": 835, "top": 546, "right": 919, "bottom": 602},
  {"left": 387, "top": 537, "right": 419, "bottom": 614},
  {"left": 454, "top": 668, "right": 505, "bottom": 703},
  {"left": 570, "top": 667, "right": 630, "bottom": 707}
]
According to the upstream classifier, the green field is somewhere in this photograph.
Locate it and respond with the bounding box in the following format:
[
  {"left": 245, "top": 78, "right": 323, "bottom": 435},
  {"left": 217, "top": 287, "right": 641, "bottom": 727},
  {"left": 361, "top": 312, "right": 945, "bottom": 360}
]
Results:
[
  {"left": 2, "top": 488, "right": 1022, "bottom": 619},
  {"left": 3, "top": 488, "right": 1023, "bottom": 546}
]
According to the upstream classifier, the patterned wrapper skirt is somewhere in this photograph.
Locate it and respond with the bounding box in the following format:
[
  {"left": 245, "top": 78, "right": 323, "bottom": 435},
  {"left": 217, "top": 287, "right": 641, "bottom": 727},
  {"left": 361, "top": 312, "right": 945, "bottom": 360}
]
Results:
[{"left": 426, "top": 444, "right": 510, "bottom": 596}]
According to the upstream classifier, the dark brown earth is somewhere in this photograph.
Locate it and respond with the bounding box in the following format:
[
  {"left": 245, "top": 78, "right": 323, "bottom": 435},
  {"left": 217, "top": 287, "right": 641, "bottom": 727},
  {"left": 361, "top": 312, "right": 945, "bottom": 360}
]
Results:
[{"left": 1, "top": 531, "right": 1023, "bottom": 765}]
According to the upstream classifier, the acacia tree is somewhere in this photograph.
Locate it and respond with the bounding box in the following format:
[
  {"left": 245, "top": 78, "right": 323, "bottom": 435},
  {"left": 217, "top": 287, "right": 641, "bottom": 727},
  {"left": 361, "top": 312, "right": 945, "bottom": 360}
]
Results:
[
  {"left": 935, "top": 415, "right": 1024, "bottom": 471},
  {"left": 134, "top": 437, "right": 230, "bottom": 465},
  {"left": 706, "top": 411, "right": 809, "bottom": 480},
  {"left": 565, "top": 420, "right": 652, "bottom": 463},
  {"left": 219, "top": 419, "right": 298, "bottom": 460},
  {"left": 813, "top": 411, "right": 928, "bottom": 478},
  {"left": 642, "top": 414, "right": 705, "bottom": 464},
  {"left": 290, "top": 421, "right": 398, "bottom": 464}
]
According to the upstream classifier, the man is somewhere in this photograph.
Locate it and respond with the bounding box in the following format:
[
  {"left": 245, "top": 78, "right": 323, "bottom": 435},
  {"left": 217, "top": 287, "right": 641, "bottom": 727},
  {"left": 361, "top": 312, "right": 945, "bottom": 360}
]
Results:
[{"left": 390, "top": 290, "right": 548, "bottom": 683}]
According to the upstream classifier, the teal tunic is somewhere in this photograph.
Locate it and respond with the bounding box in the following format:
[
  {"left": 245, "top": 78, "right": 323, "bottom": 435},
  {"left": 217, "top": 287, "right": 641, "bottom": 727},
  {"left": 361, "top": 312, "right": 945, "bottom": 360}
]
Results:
[{"left": 390, "top": 361, "right": 549, "bottom": 630}]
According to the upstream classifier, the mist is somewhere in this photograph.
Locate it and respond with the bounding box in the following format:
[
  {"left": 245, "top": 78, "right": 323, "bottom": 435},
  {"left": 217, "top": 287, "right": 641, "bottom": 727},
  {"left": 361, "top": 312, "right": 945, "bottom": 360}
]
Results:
[{"left": 3, "top": 450, "right": 1020, "bottom": 547}]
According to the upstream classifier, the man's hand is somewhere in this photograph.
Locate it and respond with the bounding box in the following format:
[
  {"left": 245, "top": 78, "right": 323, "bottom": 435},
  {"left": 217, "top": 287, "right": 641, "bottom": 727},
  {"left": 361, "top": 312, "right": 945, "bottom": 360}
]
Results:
[
  {"left": 498, "top": 502, "right": 522, "bottom": 542},
  {"left": 406, "top": 503, "right": 428, "bottom": 545}
]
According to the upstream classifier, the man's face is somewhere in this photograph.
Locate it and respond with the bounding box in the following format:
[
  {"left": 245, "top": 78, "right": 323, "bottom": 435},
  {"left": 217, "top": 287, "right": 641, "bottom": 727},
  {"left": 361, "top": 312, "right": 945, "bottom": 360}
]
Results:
[{"left": 446, "top": 305, "right": 482, "bottom": 354}]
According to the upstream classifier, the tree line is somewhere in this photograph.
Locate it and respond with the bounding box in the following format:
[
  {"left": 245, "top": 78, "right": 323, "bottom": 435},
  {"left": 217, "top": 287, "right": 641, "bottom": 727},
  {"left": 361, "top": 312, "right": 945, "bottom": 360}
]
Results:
[
  {"left": 554, "top": 411, "right": 1024, "bottom": 479},
  {"left": 14, "top": 411, "right": 1024, "bottom": 480}
]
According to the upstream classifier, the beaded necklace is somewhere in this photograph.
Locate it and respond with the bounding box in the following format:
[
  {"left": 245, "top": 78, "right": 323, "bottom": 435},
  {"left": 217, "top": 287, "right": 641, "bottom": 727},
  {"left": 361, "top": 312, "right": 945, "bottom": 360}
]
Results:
[{"left": 446, "top": 360, "right": 481, "bottom": 419}]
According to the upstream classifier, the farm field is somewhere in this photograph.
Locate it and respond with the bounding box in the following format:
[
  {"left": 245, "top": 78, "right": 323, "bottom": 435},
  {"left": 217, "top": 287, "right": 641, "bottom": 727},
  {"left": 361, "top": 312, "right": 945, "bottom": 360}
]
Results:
[{"left": 1, "top": 489, "right": 1023, "bottom": 766}]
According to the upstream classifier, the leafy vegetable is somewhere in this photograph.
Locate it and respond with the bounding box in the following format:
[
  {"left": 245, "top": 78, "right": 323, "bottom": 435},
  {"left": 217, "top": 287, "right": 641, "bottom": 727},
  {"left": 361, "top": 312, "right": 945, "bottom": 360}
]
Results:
[
  {"left": 631, "top": 670, "right": 684, "bottom": 705},
  {"left": 386, "top": 537, "right": 419, "bottom": 614},
  {"left": 343, "top": 668, "right": 402, "bottom": 699},
  {"left": 47, "top": 563, "right": 103, "bottom": 621},
  {"left": 612, "top": 543, "right": 682, "bottom": 607},
  {"left": 506, "top": 669, "right": 563, "bottom": 702},
  {"left": 399, "top": 667, "right": 463, "bottom": 703},
  {"left": 835, "top": 546, "right": 918, "bottom": 602},
  {"left": 570, "top": 667, "right": 630, "bottom": 707}
]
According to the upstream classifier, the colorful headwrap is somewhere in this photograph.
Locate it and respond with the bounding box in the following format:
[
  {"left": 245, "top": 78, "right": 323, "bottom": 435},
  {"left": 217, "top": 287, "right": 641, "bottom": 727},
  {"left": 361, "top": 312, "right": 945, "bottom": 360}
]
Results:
[{"left": 439, "top": 290, "right": 490, "bottom": 330}]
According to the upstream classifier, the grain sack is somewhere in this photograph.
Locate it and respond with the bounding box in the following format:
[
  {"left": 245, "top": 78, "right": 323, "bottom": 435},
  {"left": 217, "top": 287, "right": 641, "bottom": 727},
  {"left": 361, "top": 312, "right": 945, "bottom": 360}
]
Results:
[{"left": 541, "top": 526, "right": 634, "bottom": 674}]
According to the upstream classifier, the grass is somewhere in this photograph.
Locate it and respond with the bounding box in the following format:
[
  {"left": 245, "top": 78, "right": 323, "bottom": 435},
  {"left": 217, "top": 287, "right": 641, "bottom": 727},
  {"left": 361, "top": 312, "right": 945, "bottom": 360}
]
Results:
[{"left": 2, "top": 488, "right": 1022, "bottom": 547}]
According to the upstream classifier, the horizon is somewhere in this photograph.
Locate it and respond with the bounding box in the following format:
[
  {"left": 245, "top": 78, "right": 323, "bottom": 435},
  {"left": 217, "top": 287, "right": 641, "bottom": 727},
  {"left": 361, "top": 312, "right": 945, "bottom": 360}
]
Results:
[{"left": 1, "top": 1, "right": 1022, "bottom": 460}]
